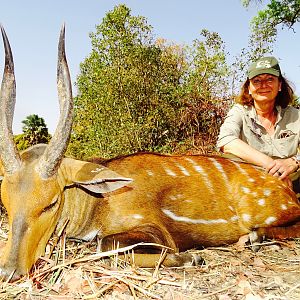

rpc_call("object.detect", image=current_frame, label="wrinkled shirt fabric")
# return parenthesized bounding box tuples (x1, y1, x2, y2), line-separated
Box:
(217, 104, 300, 158)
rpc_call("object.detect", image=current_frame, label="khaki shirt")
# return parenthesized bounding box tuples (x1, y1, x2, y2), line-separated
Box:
(217, 104, 300, 158)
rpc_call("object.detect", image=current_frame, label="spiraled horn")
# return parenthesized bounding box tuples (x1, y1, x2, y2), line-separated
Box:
(0, 25, 22, 174)
(36, 24, 73, 179)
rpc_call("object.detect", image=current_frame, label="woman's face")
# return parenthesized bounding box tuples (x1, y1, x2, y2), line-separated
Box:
(249, 74, 281, 105)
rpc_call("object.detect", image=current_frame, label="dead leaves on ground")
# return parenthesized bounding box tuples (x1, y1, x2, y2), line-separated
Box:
(0, 232, 299, 299)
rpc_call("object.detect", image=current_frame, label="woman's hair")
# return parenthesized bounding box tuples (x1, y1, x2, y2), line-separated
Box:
(235, 76, 295, 108)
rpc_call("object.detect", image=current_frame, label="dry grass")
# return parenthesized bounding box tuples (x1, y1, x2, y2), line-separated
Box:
(0, 213, 299, 299)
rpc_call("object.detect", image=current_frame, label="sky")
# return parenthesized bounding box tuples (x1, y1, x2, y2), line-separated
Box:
(0, 0, 299, 134)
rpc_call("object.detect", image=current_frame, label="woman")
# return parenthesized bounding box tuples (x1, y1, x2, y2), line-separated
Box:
(217, 56, 300, 188)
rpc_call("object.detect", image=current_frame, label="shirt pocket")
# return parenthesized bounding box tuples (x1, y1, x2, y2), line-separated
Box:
(273, 133, 299, 157)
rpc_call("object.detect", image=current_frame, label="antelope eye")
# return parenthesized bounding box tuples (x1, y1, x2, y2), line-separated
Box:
(42, 196, 59, 213)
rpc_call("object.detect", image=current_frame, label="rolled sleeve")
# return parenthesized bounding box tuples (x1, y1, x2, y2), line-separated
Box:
(216, 105, 243, 150)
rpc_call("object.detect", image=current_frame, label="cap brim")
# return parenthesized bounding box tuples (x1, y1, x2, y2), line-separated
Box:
(248, 69, 280, 79)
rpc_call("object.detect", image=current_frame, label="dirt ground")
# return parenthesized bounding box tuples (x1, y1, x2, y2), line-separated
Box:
(0, 222, 299, 300)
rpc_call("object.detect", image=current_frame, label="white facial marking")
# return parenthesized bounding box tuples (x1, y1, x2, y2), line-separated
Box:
(91, 167, 105, 173)
(81, 230, 99, 241)
(258, 198, 265, 206)
(242, 214, 251, 222)
(265, 216, 277, 225)
(184, 158, 213, 190)
(162, 209, 228, 224)
(281, 204, 287, 210)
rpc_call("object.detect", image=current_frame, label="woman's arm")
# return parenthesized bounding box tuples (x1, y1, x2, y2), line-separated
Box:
(223, 139, 298, 180)
(222, 139, 273, 168)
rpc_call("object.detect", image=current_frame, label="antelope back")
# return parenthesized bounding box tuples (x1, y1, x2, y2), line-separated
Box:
(98, 153, 300, 248)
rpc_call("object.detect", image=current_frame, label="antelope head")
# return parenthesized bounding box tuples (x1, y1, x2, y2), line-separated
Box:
(0, 26, 130, 280)
(0, 24, 74, 279)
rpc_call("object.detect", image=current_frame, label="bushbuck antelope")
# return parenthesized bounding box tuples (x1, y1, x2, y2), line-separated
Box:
(0, 26, 300, 281)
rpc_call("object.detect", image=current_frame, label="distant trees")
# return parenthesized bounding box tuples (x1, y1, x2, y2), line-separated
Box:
(68, 4, 231, 159)
(69, 4, 184, 158)
(242, 0, 300, 42)
(14, 114, 51, 150)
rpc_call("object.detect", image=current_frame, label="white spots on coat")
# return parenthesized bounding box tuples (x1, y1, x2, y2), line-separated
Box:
(132, 214, 144, 220)
(281, 204, 287, 210)
(248, 178, 255, 183)
(263, 189, 271, 196)
(242, 214, 251, 222)
(231, 161, 248, 176)
(265, 216, 277, 225)
(228, 205, 234, 211)
(230, 215, 239, 222)
(162, 209, 228, 224)
(169, 194, 183, 201)
(241, 186, 251, 194)
(184, 157, 213, 190)
(208, 158, 230, 187)
(258, 198, 265, 206)
(175, 163, 190, 176)
(146, 169, 154, 176)
(185, 199, 193, 203)
(164, 167, 177, 177)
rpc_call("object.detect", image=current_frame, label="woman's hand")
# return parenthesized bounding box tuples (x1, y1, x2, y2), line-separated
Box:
(266, 158, 298, 179)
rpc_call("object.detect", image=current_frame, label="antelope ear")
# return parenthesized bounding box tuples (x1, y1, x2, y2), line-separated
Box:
(62, 158, 132, 194)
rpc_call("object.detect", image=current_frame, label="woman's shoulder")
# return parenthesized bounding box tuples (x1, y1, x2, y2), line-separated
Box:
(280, 105, 300, 123)
(227, 103, 252, 116)
(282, 105, 300, 116)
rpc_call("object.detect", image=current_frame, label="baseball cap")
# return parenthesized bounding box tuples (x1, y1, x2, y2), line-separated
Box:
(247, 56, 281, 79)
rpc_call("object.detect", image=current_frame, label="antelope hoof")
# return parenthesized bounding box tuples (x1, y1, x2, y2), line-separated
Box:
(169, 252, 205, 267)
(248, 231, 263, 252)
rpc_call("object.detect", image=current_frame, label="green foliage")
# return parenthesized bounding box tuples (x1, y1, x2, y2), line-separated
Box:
(69, 5, 186, 159)
(186, 30, 230, 100)
(14, 134, 30, 151)
(68, 5, 247, 159)
(15, 114, 51, 151)
(242, 0, 300, 40)
(242, 0, 263, 8)
(176, 30, 231, 153)
(264, 0, 300, 28)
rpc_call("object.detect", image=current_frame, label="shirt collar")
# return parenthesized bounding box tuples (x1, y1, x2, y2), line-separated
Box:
(247, 105, 283, 123)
